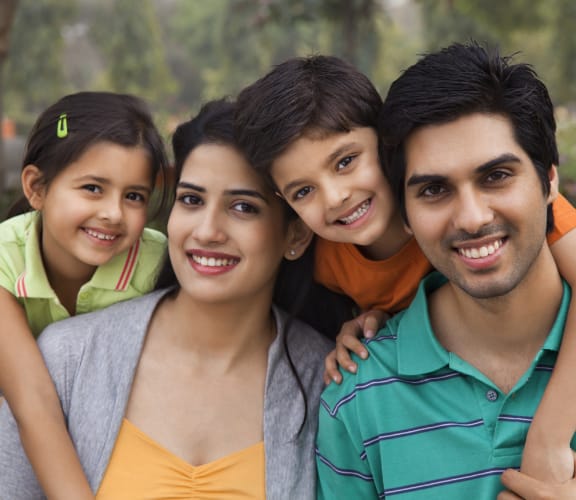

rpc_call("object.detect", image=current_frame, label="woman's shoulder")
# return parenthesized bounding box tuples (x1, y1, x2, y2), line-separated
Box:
(273, 306, 334, 362)
(38, 290, 169, 352)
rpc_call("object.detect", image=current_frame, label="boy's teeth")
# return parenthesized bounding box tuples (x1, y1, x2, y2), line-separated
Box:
(458, 239, 502, 259)
(86, 229, 116, 240)
(193, 255, 238, 267)
(339, 200, 370, 225)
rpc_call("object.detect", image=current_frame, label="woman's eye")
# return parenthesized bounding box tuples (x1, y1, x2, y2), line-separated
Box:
(294, 186, 313, 200)
(232, 201, 259, 214)
(336, 155, 354, 171)
(177, 194, 201, 206)
(82, 184, 102, 193)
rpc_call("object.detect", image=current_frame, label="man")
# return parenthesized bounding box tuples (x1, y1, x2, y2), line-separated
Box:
(316, 42, 576, 499)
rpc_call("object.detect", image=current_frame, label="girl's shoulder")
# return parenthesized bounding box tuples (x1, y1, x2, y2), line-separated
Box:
(0, 211, 38, 244)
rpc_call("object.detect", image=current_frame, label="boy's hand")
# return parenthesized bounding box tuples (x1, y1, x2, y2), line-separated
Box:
(498, 456, 576, 500)
(521, 426, 574, 483)
(323, 309, 389, 385)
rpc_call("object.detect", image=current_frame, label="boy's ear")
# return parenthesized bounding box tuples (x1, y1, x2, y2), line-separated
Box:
(21, 165, 46, 210)
(284, 218, 314, 260)
(547, 165, 559, 204)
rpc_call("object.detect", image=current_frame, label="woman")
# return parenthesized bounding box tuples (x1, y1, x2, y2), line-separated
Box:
(0, 100, 333, 499)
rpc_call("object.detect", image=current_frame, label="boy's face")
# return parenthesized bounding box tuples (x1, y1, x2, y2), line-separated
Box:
(403, 113, 557, 299)
(271, 127, 403, 255)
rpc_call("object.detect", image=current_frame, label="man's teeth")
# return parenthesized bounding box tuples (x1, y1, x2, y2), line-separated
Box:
(458, 240, 502, 259)
(85, 229, 116, 241)
(339, 200, 370, 225)
(193, 255, 238, 267)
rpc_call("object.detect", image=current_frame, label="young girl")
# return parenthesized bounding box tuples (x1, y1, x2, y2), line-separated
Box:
(0, 99, 333, 499)
(235, 54, 576, 484)
(0, 91, 170, 499)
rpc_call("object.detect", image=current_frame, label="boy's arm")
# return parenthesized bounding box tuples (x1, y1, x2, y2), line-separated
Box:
(522, 227, 576, 482)
(0, 287, 94, 499)
(316, 396, 380, 499)
(323, 309, 389, 385)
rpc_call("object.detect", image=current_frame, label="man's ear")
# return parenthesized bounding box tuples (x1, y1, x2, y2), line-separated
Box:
(284, 218, 314, 260)
(21, 165, 46, 210)
(547, 165, 559, 204)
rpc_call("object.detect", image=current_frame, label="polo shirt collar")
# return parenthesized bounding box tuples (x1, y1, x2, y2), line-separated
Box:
(17, 213, 142, 297)
(397, 272, 449, 376)
(396, 272, 570, 377)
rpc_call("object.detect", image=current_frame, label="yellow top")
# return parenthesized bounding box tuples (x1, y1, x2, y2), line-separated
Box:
(97, 419, 266, 500)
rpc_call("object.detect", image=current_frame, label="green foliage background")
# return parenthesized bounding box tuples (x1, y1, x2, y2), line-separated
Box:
(3, 0, 576, 211)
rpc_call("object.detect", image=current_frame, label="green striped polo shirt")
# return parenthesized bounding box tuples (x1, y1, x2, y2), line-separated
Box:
(0, 211, 167, 337)
(316, 272, 571, 499)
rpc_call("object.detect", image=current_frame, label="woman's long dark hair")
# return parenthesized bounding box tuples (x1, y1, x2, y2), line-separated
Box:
(156, 99, 354, 436)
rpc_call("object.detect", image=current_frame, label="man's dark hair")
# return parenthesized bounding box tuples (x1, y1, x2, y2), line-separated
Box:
(235, 55, 382, 184)
(380, 41, 558, 229)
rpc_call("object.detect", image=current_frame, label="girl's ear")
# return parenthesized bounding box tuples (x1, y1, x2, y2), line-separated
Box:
(284, 218, 314, 260)
(21, 165, 45, 210)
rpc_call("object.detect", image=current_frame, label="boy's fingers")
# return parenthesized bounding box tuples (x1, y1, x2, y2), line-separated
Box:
(324, 350, 342, 385)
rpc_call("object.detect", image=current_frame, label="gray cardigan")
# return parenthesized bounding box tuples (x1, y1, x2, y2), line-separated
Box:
(0, 290, 333, 499)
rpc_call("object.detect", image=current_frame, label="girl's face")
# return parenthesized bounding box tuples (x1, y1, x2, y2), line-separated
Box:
(25, 141, 152, 280)
(167, 143, 304, 306)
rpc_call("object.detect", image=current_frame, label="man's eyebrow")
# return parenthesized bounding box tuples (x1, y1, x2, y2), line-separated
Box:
(406, 153, 522, 187)
(176, 182, 268, 202)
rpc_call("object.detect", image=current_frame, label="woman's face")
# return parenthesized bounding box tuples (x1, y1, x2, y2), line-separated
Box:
(167, 143, 299, 305)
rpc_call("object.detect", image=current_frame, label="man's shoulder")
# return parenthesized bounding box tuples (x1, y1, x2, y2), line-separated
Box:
(321, 324, 401, 410)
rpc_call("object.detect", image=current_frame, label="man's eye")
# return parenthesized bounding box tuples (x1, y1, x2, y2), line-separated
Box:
(486, 170, 510, 183)
(420, 184, 446, 197)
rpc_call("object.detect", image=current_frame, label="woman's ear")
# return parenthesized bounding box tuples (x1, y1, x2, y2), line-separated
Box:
(284, 218, 314, 260)
(21, 165, 45, 210)
(547, 165, 559, 204)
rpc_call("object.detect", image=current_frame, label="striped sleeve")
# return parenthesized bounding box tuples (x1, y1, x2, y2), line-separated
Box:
(316, 398, 380, 499)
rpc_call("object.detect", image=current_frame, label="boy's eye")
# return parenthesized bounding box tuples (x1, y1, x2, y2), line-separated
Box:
(336, 155, 354, 171)
(83, 184, 102, 193)
(232, 201, 259, 214)
(293, 186, 314, 200)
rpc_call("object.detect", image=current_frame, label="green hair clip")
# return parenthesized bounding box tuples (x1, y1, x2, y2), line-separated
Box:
(57, 113, 68, 139)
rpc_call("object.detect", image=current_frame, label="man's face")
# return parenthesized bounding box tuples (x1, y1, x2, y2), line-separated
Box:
(403, 113, 558, 299)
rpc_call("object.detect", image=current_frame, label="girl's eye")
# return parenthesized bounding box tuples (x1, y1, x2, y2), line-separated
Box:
(83, 184, 102, 193)
(293, 186, 313, 201)
(232, 201, 259, 214)
(177, 193, 202, 206)
(336, 155, 354, 171)
(126, 192, 146, 203)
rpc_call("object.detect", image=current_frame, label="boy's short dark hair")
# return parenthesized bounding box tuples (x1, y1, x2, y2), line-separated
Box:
(235, 55, 382, 183)
(380, 41, 558, 228)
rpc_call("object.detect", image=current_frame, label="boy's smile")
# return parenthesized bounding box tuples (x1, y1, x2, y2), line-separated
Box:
(271, 127, 407, 259)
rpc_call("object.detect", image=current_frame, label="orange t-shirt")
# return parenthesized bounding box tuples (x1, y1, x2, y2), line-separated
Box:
(97, 419, 265, 499)
(315, 194, 576, 313)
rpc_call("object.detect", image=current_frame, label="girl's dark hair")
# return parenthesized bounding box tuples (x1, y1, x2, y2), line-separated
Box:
(156, 99, 353, 435)
(8, 91, 170, 220)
